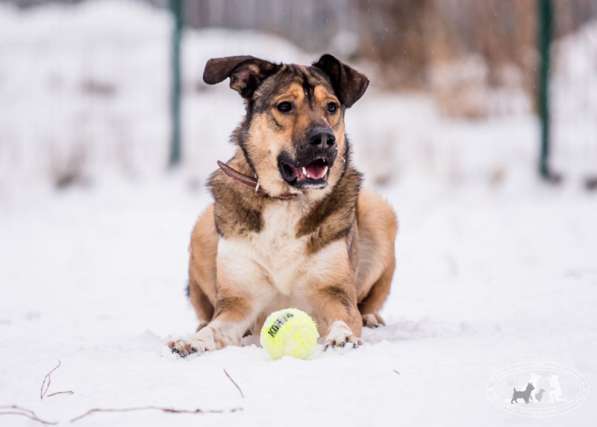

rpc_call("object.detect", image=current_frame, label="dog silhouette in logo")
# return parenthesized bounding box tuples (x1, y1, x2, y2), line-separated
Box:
(511, 383, 535, 404)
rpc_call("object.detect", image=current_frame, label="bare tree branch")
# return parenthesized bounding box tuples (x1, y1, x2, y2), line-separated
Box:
(0, 405, 57, 425)
(69, 405, 243, 423)
(223, 369, 245, 398)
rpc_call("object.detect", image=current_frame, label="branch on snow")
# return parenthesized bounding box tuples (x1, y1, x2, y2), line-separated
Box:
(69, 405, 243, 423)
(0, 405, 58, 425)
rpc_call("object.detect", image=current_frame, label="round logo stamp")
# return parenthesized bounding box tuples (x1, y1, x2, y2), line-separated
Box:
(486, 361, 589, 418)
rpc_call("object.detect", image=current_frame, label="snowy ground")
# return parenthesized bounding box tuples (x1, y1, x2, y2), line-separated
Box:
(1, 173, 597, 426)
(1, 1, 597, 426)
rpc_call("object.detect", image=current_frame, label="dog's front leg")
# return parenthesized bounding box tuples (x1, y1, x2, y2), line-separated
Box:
(304, 241, 363, 349)
(170, 239, 274, 357)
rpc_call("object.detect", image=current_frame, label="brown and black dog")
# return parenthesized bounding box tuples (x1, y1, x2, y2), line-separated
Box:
(169, 54, 397, 356)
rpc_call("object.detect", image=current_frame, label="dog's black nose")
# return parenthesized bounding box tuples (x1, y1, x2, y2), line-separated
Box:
(308, 127, 335, 147)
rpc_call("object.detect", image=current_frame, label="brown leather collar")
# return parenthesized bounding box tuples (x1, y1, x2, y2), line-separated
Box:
(217, 161, 298, 201)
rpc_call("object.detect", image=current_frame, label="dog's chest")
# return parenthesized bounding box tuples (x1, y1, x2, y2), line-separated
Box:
(249, 203, 309, 294)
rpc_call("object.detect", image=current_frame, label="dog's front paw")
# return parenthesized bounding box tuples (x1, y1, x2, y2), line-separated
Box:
(168, 327, 217, 357)
(362, 313, 386, 328)
(168, 339, 197, 357)
(323, 320, 362, 350)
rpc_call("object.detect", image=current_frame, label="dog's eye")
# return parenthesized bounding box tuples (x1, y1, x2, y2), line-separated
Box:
(276, 102, 293, 113)
(326, 102, 338, 114)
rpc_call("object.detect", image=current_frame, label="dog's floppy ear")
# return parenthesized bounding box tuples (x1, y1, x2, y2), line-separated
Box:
(203, 56, 280, 99)
(312, 54, 369, 108)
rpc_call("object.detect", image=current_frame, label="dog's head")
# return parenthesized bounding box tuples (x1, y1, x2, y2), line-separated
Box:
(203, 54, 369, 198)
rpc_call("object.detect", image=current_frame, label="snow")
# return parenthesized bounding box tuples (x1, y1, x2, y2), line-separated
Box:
(1, 1, 597, 426)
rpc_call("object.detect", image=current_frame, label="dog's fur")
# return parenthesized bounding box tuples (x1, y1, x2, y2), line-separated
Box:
(169, 54, 397, 356)
(511, 383, 535, 404)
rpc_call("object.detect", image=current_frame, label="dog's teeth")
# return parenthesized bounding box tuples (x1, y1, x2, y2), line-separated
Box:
(302, 167, 308, 177)
(323, 166, 329, 176)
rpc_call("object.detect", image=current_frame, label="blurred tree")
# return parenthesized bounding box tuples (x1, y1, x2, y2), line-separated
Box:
(355, 0, 597, 92)
(357, 0, 441, 88)
(6, 0, 596, 95)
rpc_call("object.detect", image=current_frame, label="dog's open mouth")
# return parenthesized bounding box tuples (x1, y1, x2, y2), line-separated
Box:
(278, 157, 330, 188)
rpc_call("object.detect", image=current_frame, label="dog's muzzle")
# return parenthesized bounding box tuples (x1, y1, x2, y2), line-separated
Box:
(277, 127, 338, 189)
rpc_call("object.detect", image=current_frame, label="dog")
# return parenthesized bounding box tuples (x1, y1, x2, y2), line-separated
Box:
(169, 54, 397, 356)
(511, 383, 535, 404)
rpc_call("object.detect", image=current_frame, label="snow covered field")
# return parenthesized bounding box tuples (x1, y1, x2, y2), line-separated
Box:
(2, 169, 596, 426)
(1, 1, 597, 426)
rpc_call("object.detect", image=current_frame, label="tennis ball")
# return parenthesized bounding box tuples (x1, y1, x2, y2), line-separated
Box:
(260, 308, 319, 360)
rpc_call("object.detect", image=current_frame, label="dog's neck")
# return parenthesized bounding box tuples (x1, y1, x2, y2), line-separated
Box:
(209, 149, 362, 250)
(216, 160, 297, 201)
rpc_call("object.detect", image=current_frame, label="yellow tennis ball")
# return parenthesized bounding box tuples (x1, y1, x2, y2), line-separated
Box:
(260, 308, 319, 360)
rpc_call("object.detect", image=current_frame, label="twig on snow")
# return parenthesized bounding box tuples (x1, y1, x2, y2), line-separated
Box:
(40, 361, 61, 399)
(40, 360, 74, 400)
(69, 405, 243, 423)
(223, 369, 245, 398)
(47, 390, 75, 398)
(0, 405, 58, 425)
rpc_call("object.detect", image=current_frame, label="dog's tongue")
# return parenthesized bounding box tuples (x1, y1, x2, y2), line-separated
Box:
(302, 160, 328, 180)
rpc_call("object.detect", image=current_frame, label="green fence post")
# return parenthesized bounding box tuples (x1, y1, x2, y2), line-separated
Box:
(537, 0, 560, 183)
(169, 0, 183, 168)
